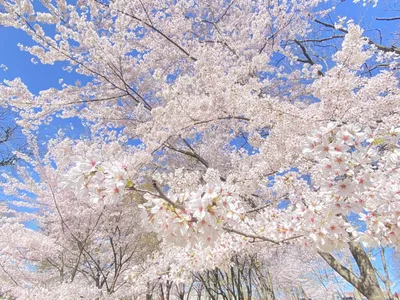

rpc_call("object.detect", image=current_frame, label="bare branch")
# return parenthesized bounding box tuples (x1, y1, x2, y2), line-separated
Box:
(93, 0, 197, 61)
(164, 142, 210, 168)
(315, 19, 400, 56)
(318, 251, 362, 290)
(376, 16, 400, 21)
(222, 226, 302, 245)
(151, 180, 184, 210)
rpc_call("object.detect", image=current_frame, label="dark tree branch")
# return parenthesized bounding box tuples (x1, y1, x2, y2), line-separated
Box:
(93, 0, 197, 61)
(215, 0, 236, 23)
(376, 16, 400, 21)
(164, 142, 209, 168)
(294, 39, 324, 76)
(315, 19, 400, 56)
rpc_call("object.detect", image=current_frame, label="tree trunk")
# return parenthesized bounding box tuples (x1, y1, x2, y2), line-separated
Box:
(354, 287, 363, 300)
(265, 270, 276, 300)
(319, 240, 385, 300)
(380, 248, 394, 299)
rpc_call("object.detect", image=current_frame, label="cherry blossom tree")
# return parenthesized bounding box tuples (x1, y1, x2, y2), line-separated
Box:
(0, 139, 159, 299)
(0, 110, 26, 167)
(0, 0, 399, 299)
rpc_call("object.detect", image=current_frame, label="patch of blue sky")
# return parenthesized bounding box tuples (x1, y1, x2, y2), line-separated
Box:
(229, 133, 255, 153)
(0, 28, 89, 92)
(277, 199, 291, 209)
(8, 202, 39, 214)
(23, 219, 40, 231)
(0, 185, 41, 230)
(1, 25, 149, 156)
(166, 67, 183, 83)
(229, 126, 270, 155)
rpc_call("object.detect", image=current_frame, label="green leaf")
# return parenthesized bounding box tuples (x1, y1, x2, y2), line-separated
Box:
(372, 137, 385, 145)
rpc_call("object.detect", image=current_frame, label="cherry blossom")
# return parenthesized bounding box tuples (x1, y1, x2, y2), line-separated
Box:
(0, 0, 398, 298)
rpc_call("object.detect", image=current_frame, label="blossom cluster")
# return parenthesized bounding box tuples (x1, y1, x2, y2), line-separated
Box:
(63, 153, 132, 204)
(61, 142, 153, 206)
(139, 184, 244, 246)
(62, 150, 245, 247)
(303, 123, 400, 248)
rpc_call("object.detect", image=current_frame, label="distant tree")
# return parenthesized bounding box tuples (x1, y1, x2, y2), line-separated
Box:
(0, 110, 21, 167)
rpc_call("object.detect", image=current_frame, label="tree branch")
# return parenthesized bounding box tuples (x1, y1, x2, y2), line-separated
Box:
(318, 251, 362, 290)
(315, 19, 400, 56)
(376, 16, 400, 21)
(93, 0, 197, 61)
(222, 226, 302, 245)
